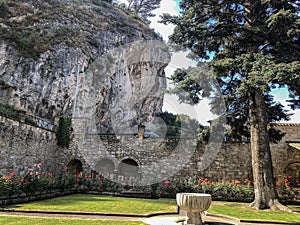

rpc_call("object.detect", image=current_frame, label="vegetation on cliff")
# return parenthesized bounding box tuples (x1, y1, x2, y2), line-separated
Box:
(0, 0, 157, 58)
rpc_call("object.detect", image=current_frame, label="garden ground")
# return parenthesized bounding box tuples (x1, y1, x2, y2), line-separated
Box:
(0, 194, 299, 225)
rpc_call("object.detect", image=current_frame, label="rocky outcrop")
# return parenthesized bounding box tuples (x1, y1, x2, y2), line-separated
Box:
(0, 0, 169, 132)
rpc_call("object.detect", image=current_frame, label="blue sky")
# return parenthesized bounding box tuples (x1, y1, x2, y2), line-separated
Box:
(175, 0, 180, 11)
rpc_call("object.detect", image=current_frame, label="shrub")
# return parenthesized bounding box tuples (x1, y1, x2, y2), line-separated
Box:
(276, 177, 299, 201)
(0, 103, 17, 119)
(159, 177, 255, 201)
(56, 117, 72, 147)
(24, 116, 37, 126)
(0, 0, 9, 19)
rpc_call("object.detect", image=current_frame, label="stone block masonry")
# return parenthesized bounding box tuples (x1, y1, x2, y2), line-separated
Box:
(69, 118, 300, 183)
(1, 115, 300, 184)
(0, 116, 57, 174)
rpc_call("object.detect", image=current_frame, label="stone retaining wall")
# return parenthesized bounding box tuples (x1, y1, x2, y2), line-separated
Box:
(0, 116, 57, 174)
(1, 116, 300, 184)
(0, 190, 76, 206)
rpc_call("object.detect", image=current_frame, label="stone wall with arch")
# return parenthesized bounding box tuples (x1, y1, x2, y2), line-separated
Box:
(0, 115, 300, 184)
(118, 158, 140, 181)
(67, 159, 83, 174)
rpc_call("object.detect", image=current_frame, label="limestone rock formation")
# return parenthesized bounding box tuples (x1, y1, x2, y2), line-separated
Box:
(0, 0, 169, 132)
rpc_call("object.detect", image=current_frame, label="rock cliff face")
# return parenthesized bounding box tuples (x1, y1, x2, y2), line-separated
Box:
(0, 0, 170, 132)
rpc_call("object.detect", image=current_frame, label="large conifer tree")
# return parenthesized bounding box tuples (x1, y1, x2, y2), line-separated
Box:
(162, 0, 300, 210)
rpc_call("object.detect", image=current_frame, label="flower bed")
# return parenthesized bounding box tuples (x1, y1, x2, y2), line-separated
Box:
(158, 177, 299, 203)
(158, 177, 254, 202)
(0, 164, 299, 205)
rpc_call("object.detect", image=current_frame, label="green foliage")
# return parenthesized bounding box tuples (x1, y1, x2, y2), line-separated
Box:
(159, 177, 255, 201)
(0, 103, 17, 119)
(208, 201, 300, 223)
(24, 115, 37, 126)
(0, 0, 9, 18)
(0, 0, 152, 58)
(9, 194, 177, 215)
(159, 111, 181, 137)
(161, 0, 300, 142)
(159, 111, 209, 140)
(123, 0, 161, 23)
(162, 2, 299, 207)
(91, 0, 108, 7)
(55, 26, 76, 37)
(56, 117, 72, 148)
(0, 217, 146, 225)
(2, 30, 44, 59)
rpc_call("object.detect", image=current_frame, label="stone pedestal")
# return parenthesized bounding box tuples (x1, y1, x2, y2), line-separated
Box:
(176, 193, 212, 225)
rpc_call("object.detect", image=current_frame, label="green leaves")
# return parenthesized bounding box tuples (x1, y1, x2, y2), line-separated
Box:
(163, 0, 299, 143)
(56, 117, 72, 148)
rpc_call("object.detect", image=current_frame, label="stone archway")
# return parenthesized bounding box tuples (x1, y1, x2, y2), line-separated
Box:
(118, 158, 139, 179)
(95, 158, 115, 177)
(67, 159, 83, 175)
(285, 162, 300, 181)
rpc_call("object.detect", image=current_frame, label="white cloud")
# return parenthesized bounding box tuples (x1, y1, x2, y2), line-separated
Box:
(149, 0, 178, 41)
(148, 1, 219, 125)
(162, 51, 220, 126)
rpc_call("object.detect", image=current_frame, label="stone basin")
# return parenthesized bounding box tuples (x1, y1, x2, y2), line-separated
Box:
(176, 193, 212, 225)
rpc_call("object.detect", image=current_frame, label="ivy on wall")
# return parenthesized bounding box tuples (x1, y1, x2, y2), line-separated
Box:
(56, 117, 72, 148)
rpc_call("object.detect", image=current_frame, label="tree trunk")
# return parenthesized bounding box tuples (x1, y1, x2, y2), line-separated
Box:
(249, 91, 291, 211)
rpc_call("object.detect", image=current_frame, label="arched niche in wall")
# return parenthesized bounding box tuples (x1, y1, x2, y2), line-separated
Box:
(67, 159, 83, 175)
(118, 158, 139, 179)
(285, 162, 300, 181)
(95, 158, 115, 176)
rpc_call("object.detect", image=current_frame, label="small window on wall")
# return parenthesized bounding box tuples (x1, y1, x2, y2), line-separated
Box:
(67, 159, 83, 175)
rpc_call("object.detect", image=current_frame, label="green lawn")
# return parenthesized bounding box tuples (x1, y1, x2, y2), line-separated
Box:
(6, 194, 177, 215)
(4, 194, 300, 223)
(0, 215, 145, 225)
(289, 205, 300, 211)
(208, 201, 300, 223)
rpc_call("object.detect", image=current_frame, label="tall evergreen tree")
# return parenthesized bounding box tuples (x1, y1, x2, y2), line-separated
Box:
(162, 0, 300, 210)
(126, 0, 161, 23)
